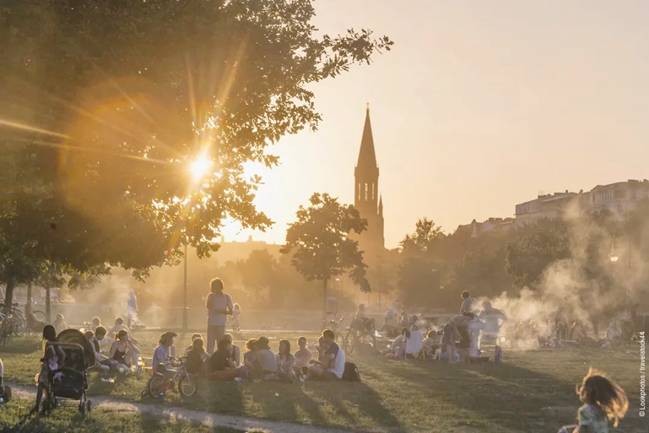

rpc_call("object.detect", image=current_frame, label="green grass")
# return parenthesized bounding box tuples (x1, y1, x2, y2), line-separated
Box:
(1, 331, 645, 432)
(0, 398, 244, 433)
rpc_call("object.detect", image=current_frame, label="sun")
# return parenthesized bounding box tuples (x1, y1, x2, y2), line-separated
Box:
(189, 153, 213, 181)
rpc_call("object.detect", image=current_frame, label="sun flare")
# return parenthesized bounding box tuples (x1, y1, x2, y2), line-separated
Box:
(189, 153, 213, 181)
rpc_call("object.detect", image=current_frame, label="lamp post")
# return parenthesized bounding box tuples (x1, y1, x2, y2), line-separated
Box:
(183, 243, 188, 331)
(183, 151, 213, 332)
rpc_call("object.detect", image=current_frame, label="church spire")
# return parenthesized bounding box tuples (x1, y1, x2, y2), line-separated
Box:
(356, 105, 378, 172)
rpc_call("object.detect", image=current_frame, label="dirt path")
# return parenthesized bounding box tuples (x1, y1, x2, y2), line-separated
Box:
(9, 384, 366, 433)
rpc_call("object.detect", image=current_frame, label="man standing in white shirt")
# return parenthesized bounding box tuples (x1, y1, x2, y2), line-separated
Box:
(205, 278, 233, 354)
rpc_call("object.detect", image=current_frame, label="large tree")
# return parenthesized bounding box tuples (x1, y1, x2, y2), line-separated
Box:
(282, 193, 370, 314)
(0, 1, 391, 305)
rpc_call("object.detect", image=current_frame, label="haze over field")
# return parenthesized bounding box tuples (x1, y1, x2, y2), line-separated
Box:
(228, 0, 649, 247)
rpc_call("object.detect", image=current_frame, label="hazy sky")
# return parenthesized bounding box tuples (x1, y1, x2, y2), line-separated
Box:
(223, 0, 649, 248)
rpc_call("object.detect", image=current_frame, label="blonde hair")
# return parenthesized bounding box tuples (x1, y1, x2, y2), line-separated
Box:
(577, 368, 628, 427)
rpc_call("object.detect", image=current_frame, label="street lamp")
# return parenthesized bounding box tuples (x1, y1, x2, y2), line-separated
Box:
(182, 152, 214, 331)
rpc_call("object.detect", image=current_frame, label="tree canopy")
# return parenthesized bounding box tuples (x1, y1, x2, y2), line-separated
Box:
(282, 193, 370, 303)
(0, 1, 392, 304)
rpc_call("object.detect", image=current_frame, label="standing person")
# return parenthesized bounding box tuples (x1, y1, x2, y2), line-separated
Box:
(557, 369, 628, 433)
(205, 278, 233, 354)
(460, 291, 474, 314)
(34, 325, 63, 413)
(127, 289, 139, 329)
(231, 304, 241, 333)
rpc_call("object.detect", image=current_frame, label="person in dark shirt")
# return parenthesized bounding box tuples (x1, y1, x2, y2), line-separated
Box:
(185, 338, 207, 375)
(207, 337, 239, 380)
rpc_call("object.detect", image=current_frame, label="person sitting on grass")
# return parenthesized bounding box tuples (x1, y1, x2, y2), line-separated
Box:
(276, 339, 296, 382)
(91, 316, 102, 330)
(152, 331, 177, 376)
(558, 369, 628, 433)
(243, 338, 258, 370)
(221, 334, 241, 367)
(53, 313, 69, 334)
(308, 330, 345, 380)
(421, 329, 441, 360)
(185, 337, 208, 375)
(207, 336, 241, 380)
(109, 330, 132, 376)
(293, 336, 312, 372)
(34, 325, 64, 413)
(386, 328, 409, 359)
(94, 325, 111, 355)
(85, 330, 111, 380)
(252, 336, 277, 380)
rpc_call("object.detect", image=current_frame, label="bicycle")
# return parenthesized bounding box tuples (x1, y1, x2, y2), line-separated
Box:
(143, 357, 197, 399)
(342, 317, 377, 355)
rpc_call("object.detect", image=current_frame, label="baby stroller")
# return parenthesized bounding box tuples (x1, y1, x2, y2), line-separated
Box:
(40, 329, 94, 415)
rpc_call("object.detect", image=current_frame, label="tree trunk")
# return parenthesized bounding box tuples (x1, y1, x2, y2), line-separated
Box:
(322, 278, 329, 321)
(3, 278, 15, 314)
(45, 286, 52, 324)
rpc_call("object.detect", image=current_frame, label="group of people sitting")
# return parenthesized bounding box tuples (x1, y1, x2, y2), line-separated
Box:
(384, 292, 507, 363)
(82, 316, 143, 380)
(153, 329, 348, 383)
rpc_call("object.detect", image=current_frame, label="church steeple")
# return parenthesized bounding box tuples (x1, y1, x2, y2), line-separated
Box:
(354, 105, 384, 251)
(356, 106, 378, 177)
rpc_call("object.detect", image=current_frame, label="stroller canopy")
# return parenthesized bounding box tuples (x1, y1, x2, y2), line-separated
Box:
(57, 329, 96, 368)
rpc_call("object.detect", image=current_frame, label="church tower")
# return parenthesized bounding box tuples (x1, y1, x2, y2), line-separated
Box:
(354, 107, 385, 253)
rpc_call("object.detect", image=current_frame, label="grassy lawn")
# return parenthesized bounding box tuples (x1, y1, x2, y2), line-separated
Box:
(0, 397, 245, 433)
(1, 330, 645, 433)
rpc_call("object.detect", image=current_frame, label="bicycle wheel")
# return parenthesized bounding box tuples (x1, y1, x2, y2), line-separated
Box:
(178, 374, 197, 397)
(147, 375, 167, 398)
(32, 310, 47, 323)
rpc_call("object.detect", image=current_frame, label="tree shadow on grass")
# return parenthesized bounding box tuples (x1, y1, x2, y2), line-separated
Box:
(193, 381, 246, 417)
(308, 381, 404, 432)
(246, 381, 328, 426)
(377, 357, 578, 433)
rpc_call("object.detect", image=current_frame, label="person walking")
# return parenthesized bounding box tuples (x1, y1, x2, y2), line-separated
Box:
(205, 278, 233, 354)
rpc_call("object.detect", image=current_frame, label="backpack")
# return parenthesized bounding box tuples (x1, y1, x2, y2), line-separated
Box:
(342, 362, 361, 382)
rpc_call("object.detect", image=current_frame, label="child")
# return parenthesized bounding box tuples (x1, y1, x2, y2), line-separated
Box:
(151, 331, 177, 375)
(221, 334, 241, 367)
(185, 337, 207, 375)
(276, 340, 296, 382)
(558, 369, 628, 433)
(34, 325, 64, 413)
(421, 330, 441, 360)
(231, 304, 241, 333)
(294, 336, 312, 370)
(185, 333, 203, 354)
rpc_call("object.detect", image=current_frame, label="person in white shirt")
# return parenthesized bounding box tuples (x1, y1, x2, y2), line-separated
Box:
(205, 278, 233, 354)
(405, 316, 424, 358)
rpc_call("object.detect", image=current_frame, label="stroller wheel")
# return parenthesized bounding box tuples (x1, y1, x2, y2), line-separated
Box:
(86, 400, 92, 414)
